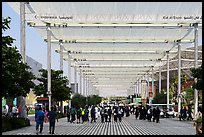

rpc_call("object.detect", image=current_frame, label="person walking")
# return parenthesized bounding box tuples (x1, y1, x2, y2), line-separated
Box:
(187, 106, 193, 121)
(182, 106, 187, 120)
(90, 105, 96, 123)
(104, 107, 108, 122)
(118, 107, 123, 122)
(66, 106, 70, 122)
(85, 106, 89, 122)
(113, 106, 118, 122)
(48, 106, 57, 134)
(81, 107, 86, 124)
(155, 107, 161, 123)
(100, 107, 105, 123)
(35, 107, 45, 135)
(135, 107, 139, 120)
(76, 107, 82, 124)
(70, 107, 76, 123)
(12, 105, 18, 117)
(108, 106, 112, 122)
(179, 107, 184, 121)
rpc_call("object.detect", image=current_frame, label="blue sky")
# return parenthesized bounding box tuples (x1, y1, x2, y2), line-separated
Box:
(2, 2, 62, 72)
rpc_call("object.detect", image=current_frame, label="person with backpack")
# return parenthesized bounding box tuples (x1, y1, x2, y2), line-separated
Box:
(108, 106, 112, 122)
(66, 106, 70, 122)
(70, 107, 76, 123)
(113, 106, 118, 122)
(48, 106, 57, 134)
(90, 105, 96, 123)
(100, 107, 105, 123)
(81, 107, 85, 124)
(76, 107, 82, 124)
(118, 107, 123, 122)
(35, 106, 45, 135)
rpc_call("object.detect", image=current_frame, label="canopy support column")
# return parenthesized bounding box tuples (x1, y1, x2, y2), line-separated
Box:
(47, 23, 52, 111)
(159, 66, 161, 94)
(74, 61, 77, 94)
(80, 69, 82, 95)
(83, 74, 86, 96)
(177, 40, 181, 114)
(67, 55, 71, 108)
(147, 73, 150, 99)
(59, 41, 63, 113)
(194, 23, 198, 117)
(18, 2, 26, 118)
(166, 51, 170, 110)
(150, 66, 154, 105)
(67, 55, 71, 88)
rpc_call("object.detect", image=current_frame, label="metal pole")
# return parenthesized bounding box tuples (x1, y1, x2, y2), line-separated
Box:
(20, 2, 26, 63)
(83, 74, 85, 96)
(194, 23, 198, 117)
(18, 2, 26, 118)
(152, 66, 154, 100)
(166, 51, 170, 110)
(67, 55, 71, 108)
(74, 62, 77, 93)
(159, 66, 161, 94)
(80, 69, 82, 95)
(59, 41, 63, 113)
(177, 41, 181, 114)
(47, 24, 52, 111)
(147, 74, 149, 99)
(68, 55, 71, 88)
(60, 41, 63, 72)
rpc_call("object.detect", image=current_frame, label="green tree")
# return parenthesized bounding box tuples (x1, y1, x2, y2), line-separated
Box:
(33, 69, 72, 109)
(2, 17, 35, 103)
(71, 93, 86, 108)
(152, 89, 167, 104)
(183, 88, 194, 105)
(169, 71, 188, 104)
(191, 66, 202, 90)
(87, 95, 102, 106)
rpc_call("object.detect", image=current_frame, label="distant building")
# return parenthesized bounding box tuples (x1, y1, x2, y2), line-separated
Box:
(25, 56, 42, 107)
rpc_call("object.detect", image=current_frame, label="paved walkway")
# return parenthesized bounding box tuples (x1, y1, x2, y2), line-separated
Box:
(2, 114, 196, 135)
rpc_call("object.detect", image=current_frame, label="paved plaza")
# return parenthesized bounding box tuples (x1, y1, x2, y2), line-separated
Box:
(2, 114, 195, 135)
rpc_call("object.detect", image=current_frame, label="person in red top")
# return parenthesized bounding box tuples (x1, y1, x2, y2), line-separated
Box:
(17, 105, 21, 117)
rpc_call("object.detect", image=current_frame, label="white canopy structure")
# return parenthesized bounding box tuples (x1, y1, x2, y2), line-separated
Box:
(7, 2, 202, 112)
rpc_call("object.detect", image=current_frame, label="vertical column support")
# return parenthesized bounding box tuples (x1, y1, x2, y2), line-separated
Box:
(152, 66, 154, 99)
(83, 74, 86, 96)
(147, 73, 150, 102)
(74, 61, 77, 94)
(177, 40, 181, 114)
(159, 66, 161, 94)
(59, 40, 63, 72)
(47, 23, 52, 111)
(194, 23, 198, 117)
(166, 51, 170, 110)
(19, 2, 26, 118)
(59, 40, 63, 113)
(67, 55, 71, 108)
(67, 55, 71, 88)
(20, 2, 26, 63)
(80, 68, 82, 95)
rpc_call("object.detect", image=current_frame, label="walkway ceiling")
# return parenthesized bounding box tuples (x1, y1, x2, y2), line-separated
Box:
(8, 2, 202, 97)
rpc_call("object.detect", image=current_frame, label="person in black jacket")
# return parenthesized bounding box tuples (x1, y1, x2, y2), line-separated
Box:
(48, 106, 57, 134)
(155, 107, 161, 123)
(90, 105, 96, 123)
(108, 106, 112, 122)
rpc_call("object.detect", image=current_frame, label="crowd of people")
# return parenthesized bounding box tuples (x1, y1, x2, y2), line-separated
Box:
(64, 104, 163, 124)
(2, 103, 202, 135)
(2, 104, 29, 117)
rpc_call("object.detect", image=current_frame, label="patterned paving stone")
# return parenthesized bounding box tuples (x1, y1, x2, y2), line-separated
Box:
(2, 114, 195, 135)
